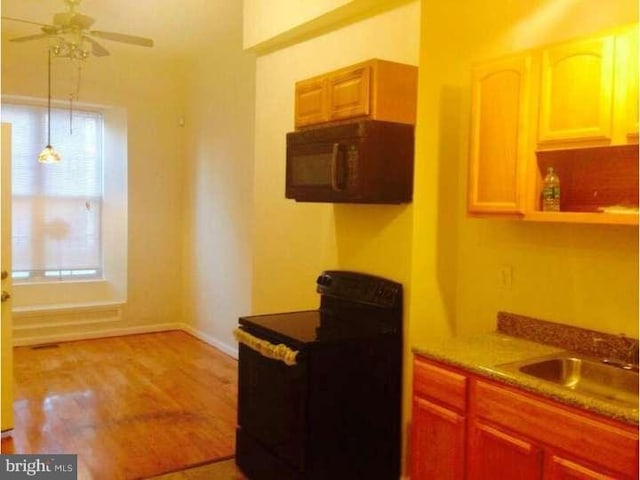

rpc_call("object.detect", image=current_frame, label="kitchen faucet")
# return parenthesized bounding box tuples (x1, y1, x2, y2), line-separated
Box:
(595, 334, 639, 372)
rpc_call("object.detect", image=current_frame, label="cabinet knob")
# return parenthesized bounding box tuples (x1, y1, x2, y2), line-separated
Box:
(1, 270, 7, 280)
(1, 290, 10, 303)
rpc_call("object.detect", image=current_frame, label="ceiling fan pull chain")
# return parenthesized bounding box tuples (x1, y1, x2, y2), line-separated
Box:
(75, 59, 82, 98)
(69, 93, 73, 135)
(68, 60, 83, 135)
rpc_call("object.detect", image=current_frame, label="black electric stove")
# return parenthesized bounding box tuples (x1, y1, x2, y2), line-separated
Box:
(235, 270, 402, 480)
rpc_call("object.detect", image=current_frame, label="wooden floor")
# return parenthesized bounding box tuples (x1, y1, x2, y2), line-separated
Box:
(148, 458, 247, 480)
(0, 331, 239, 480)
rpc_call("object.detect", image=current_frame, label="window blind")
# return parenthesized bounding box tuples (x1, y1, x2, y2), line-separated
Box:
(3, 103, 103, 281)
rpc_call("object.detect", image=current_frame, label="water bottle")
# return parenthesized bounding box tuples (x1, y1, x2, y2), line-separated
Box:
(542, 167, 560, 212)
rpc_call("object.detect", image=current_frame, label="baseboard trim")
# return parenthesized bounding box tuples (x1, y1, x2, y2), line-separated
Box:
(11, 320, 240, 360)
(182, 325, 239, 359)
(12, 323, 184, 347)
(13, 301, 125, 315)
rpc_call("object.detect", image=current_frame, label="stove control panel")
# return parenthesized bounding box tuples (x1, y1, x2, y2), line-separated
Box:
(316, 271, 401, 308)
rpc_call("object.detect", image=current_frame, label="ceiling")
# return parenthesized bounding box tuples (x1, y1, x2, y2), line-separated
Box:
(1, 0, 243, 60)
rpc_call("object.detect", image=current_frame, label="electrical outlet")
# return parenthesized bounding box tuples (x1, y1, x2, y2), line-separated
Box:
(499, 265, 513, 290)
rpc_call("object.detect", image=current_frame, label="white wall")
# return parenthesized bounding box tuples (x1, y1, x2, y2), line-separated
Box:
(181, 10, 256, 356)
(243, 0, 417, 52)
(1, 36, 187, 340)
(2, 2, 256, 350)
(243, 0, 349, 48)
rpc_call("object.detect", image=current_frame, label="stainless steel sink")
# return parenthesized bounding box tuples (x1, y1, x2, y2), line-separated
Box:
(497, 354, 639, 408)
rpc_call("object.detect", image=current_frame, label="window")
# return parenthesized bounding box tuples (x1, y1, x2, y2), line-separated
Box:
(3, 103, 103, 283)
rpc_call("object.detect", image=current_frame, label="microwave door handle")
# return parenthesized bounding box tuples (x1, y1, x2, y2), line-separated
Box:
(330, 143, 346, 192)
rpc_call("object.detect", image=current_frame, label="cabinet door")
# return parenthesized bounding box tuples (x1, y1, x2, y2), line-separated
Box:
(295, 77, 329, 128)
(328, 66, 371, 121)
(538, 35, 615, 146)
(468, 54, 531, 215)
(467, 421, 543, 480)
(545, 454, 619, 480)
(473, 379, 638, 479)
(410, 396, 465, 480)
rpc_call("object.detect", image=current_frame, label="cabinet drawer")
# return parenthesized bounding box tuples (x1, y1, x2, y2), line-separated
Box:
(413, 356, 467, 411)
(473, 380, 638, 478)
(546, 454, 620, 479)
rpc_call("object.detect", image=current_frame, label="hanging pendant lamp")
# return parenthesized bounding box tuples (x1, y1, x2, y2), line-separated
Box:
(38, 48, 61, 164)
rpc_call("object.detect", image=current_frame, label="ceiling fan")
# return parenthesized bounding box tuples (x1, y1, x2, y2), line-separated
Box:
(2, 0, 154, 59)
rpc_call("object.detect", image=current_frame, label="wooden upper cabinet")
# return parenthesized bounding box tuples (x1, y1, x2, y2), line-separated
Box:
(467, 54, 531, 215)
(537, 35, 615, 147)
(467, 24, 639, 225)
(294, 59, 417, 129)
(328, 65, 371, 121)
(295, 77, 330, 127)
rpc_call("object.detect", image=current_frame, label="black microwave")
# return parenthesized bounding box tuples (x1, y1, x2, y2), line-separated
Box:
(285, 119, 414, 204)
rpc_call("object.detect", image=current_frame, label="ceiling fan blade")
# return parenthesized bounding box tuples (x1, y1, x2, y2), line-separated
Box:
(1, 16, 49, 27)
(83, 36, 110, 57)
(89, 30, 154, 47)
(9, 33, 50, 43)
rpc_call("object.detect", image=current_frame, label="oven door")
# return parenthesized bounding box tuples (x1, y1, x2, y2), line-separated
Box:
(237, 340, 308, 472)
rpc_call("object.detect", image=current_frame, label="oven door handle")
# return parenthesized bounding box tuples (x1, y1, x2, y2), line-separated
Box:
(234, 328, 299, 366)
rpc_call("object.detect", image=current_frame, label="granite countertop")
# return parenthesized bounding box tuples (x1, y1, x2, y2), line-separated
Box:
(413, 331, 639, 425)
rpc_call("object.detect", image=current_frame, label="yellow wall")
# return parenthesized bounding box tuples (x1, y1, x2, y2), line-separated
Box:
(405, 2, 638, 474)
(251, 1, 420, 314)
(251, 7, 420, 470)
(411, 0, 640, 356)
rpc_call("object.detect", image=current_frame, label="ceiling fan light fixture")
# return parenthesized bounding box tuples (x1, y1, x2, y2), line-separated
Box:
(5, 0, 154, 57)
(51, 40, 90, 60)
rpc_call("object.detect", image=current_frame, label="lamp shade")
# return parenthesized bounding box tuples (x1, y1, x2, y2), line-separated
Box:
(38, 144, 61, 164)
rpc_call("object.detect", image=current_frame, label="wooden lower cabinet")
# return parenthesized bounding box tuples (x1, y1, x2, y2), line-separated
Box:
(545, 455, 619, 480)
(411, 396, 465, 480)
(411, 355, 638, 480)
(467, 421, 543, 480)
